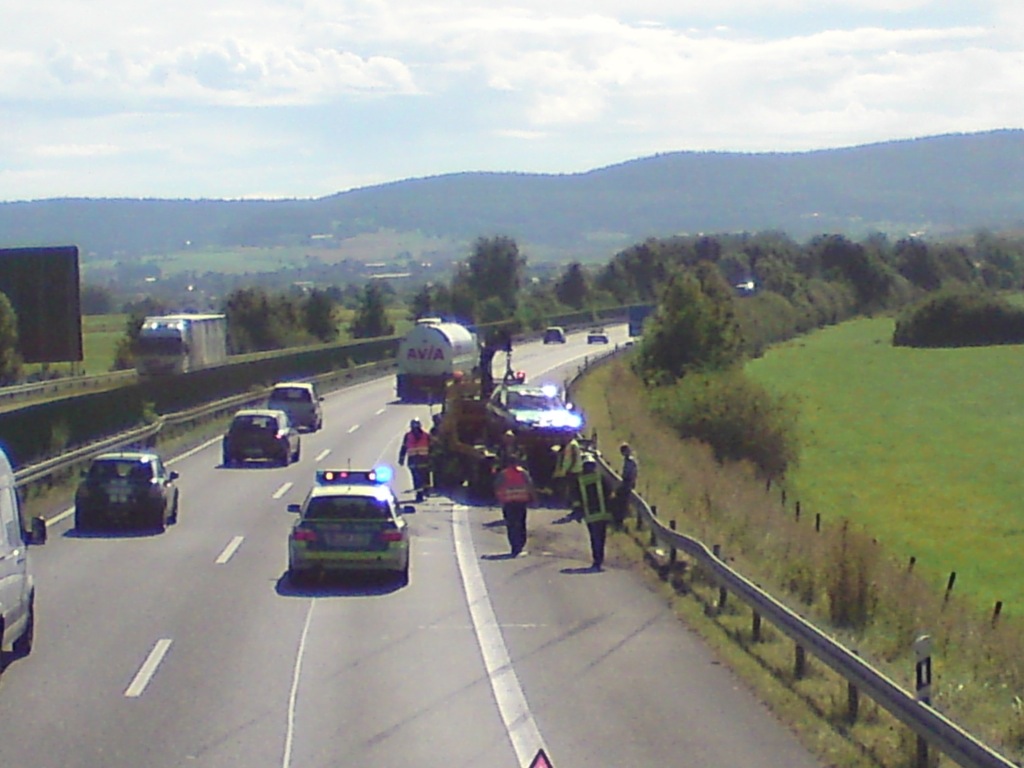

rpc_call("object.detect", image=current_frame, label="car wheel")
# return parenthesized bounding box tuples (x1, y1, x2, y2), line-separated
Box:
(293, 444, 301, 462)
(75, 509, 89, 532)
(12, 594, 34, 657)
(289, 567, 309, 587)
(169, 492, 179, 525)
(223, 453, 234, 467)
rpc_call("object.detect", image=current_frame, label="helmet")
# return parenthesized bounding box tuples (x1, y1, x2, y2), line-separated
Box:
(410, 418, 422, 429)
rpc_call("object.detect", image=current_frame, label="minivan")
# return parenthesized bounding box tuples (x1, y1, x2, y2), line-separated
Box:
(0, 445, 45, 671)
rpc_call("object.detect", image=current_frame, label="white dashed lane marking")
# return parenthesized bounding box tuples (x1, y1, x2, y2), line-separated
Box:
(215, 536, 245, 564)
(125, 639, 173, 698)
(272, 482, 294, 499)
(315, 449, 331, 462)
(347, 424, 360, 433)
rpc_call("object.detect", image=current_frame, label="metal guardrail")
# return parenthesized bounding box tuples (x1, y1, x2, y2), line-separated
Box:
(13, 358, 397, 492)
(565, 350, 1017, 768)
(0, 370, 137, 407)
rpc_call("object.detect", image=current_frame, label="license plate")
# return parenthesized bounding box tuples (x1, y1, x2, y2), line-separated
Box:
(108, 480, 130, 504)
(325, 532, 370, 548)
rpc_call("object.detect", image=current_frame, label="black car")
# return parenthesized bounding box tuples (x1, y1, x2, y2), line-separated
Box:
(75, 452, 180, 532)
(223, 408, 301, 467)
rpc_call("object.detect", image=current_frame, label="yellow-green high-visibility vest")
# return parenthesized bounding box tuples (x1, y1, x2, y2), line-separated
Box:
(577, 471, 610, 523)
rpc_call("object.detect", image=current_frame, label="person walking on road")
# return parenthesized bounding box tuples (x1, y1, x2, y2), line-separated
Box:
(576, 455, 613, 569)
(398, 418, 431, 502)
(613, 442, 638, 529)
(494, 455, 536, 557)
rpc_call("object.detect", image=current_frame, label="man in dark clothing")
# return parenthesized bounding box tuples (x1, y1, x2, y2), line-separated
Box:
(576, 456, 612, 569)
(613, 442, 638, 528)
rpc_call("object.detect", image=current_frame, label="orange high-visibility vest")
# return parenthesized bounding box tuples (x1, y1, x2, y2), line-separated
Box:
(404, 430, 430, 457)
(495, 466, 532, 504)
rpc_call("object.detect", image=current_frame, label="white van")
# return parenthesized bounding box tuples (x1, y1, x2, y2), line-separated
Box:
(0, 446, 46, 671)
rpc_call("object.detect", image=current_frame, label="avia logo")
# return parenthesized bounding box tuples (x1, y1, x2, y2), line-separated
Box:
(407, 346, 446, 360)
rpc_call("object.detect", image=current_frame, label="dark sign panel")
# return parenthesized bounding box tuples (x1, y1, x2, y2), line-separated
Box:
(0, 246, 83, 363)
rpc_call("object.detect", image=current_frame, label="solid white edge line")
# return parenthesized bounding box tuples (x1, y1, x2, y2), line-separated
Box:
(314, 448, 331, 463)
(272, 482, 294, 500)
(453, 504, 547, 764)
(282, 600, 316, 768)
(125, 638, 173, 698)
(215, 535, 245, 564)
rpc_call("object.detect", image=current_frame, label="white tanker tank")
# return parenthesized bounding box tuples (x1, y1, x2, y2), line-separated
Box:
(396, 318, 479, 402)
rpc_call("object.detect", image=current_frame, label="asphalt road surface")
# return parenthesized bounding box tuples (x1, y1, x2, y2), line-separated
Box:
(0, 327, 824, 768)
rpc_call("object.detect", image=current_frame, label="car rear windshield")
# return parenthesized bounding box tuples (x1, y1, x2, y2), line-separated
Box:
(304, 496, 391, 520)
(89, 460, 153, 482)
(270, 387, 312, 403)
(231, 415, 279, 432)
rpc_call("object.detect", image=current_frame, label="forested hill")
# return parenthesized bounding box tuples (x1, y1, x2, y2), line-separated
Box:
(2, 130, 1023, 264)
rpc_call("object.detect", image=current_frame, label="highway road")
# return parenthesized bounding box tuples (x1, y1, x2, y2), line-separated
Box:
(0, 327, 824, 768)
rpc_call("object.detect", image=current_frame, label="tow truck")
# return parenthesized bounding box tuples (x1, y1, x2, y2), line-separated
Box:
(430, 337, 582, 501)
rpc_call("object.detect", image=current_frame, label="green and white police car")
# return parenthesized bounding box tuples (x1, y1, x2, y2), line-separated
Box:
(287, 468, 412, 584)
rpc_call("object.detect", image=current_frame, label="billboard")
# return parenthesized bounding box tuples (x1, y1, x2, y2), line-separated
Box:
(0, 246, 83, 363)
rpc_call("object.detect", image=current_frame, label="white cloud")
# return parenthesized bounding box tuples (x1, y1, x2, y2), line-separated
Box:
(0, 1, 1019, 200)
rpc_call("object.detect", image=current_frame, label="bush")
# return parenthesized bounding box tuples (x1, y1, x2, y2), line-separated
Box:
(893, 288, 1024, 347)
(647, 368, 800, 478)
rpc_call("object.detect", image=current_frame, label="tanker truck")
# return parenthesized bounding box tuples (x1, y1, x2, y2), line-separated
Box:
(396, 318, 479, 402)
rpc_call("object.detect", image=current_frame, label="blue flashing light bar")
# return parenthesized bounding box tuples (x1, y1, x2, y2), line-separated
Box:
(316, 466, 393, 485)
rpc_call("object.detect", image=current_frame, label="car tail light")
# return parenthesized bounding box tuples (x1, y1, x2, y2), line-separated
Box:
(379, 530, 403, 543)
(293, 528, 317, 542)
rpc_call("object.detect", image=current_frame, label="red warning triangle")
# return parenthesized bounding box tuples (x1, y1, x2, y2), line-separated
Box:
(527, 748, 553, 768)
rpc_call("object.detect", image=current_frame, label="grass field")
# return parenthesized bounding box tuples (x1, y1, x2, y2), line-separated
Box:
(746, 316, 1024, 611)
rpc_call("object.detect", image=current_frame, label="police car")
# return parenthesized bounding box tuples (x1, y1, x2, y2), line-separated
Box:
(287, 468, 412, 584)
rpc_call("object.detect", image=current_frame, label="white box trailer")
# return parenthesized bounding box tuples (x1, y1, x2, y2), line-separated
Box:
(135, 314, 229, 377)
(396, 318, 479, 402)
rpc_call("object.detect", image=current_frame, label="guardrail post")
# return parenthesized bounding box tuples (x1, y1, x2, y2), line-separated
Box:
(752, 611, 762, 642)
(847, 651, 860, 723)
(794, 644, 806, 679)
(712, 544, 727, 612)
(668, 521, 677, 567)
(914, 635, 932, 768)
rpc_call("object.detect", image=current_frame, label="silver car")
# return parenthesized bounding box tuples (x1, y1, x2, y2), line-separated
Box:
(268, 381, 323, 432)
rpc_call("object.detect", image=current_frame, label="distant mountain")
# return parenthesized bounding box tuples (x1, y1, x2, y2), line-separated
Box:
(2, 130, 1023, 266)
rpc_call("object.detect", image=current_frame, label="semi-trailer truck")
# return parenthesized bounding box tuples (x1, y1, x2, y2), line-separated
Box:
(134, 314, 229, 377)
(396, 318, 479, 402)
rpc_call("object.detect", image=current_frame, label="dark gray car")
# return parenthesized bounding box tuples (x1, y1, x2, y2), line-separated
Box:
(223, 408, 301, 467)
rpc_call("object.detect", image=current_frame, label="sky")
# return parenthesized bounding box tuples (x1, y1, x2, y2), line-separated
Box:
(2, 1, 1022, 202)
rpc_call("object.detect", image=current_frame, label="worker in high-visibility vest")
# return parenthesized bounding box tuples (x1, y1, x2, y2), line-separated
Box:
(575, 455, 612, 570)
(398, 418, 431, 502)
(552, 435, 583, 509)
(493, 456, 537, 557)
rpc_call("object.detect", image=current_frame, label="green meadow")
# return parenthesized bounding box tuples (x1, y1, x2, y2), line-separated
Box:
(746, 317, 1024, 611)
